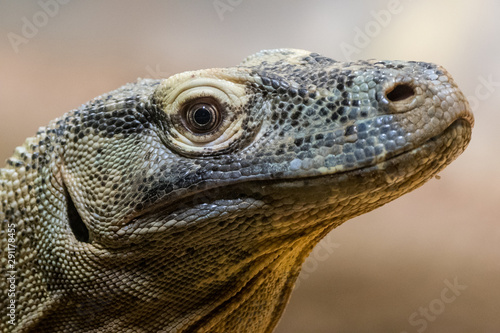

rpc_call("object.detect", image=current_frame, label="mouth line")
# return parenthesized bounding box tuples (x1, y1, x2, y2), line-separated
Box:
(368, 117, 469, 167)
(126, 115, 472, 227)
(386, 116, 472, 162)
(281, 116, 472, 184)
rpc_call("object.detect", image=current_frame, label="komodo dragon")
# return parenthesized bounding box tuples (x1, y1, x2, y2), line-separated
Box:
(1, 49, 473, 332)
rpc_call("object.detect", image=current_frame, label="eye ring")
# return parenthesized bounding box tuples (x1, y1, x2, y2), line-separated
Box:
(182, 98, 222, 134)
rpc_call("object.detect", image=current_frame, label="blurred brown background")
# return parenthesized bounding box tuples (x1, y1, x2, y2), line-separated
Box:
(0, 1, 498, 332)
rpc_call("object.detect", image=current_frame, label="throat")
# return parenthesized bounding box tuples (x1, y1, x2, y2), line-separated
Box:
(187, 230, 325, 333)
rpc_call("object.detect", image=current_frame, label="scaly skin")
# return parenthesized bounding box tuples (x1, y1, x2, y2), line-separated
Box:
(0, 49, 473, 332)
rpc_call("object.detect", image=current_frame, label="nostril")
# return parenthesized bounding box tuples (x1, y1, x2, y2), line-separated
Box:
(386, 84, 415, 102)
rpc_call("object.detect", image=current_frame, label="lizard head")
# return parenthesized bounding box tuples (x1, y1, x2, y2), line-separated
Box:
(76, 49, 473, 241)
(41, 49, 472, 331)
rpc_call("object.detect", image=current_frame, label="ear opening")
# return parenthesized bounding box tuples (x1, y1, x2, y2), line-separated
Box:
(63, 183, 91, 243)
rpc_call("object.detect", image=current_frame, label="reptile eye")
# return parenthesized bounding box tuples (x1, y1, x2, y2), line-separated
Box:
(184, 101, 221, 133)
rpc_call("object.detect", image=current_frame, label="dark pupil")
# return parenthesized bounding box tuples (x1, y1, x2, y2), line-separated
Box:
(193, 107, 212, 126)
